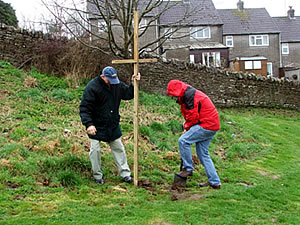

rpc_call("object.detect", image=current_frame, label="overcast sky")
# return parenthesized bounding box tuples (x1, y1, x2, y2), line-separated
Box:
(3, 0, 300, 27)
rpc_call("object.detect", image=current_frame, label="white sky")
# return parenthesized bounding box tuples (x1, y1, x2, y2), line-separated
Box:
(3, 0, 300, 27)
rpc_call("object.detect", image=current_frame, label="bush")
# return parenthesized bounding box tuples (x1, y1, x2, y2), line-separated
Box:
(32, 39, 113, 86)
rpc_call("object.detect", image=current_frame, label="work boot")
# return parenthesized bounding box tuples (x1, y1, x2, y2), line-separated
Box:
(199, 182, 221, 189)
(95, 178, 104, 185)
(123, 176, 132, 183)
(177, 168, 193, 178)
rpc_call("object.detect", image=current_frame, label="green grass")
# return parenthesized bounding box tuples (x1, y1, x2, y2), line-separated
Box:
(1, 61, 300, 224)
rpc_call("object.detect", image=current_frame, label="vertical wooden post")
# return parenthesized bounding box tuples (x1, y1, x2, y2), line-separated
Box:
(133, 10, 139, 187)
(112, 11, 157, 187)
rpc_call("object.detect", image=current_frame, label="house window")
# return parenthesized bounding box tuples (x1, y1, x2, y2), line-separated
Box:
(98, 21, 107, 33)
(164, 28, 175, 39)
(245, 61, 253, 69)
(226, 36, 233, 47)
(244, 61, 262, 70)
(249, 35, 269, 46)
(267, 62, 273, 76)
(282, 43, 289, 54)
(190, 55, 195, 63)
(139, 18, 148, 32)
(190, 27, 210, 39)
(202, 52, 220, 67)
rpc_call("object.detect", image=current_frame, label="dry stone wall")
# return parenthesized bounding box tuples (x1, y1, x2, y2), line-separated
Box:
(134, 58, 300, 111)
(1, 24, 300, 111)
(0, 24, 48, 66)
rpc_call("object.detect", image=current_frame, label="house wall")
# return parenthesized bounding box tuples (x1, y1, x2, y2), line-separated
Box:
(90, 18, 157, 50)
(224, 33, 280, 77)
(163, 25, 224, 61)
(285, 69, 300, 81)
(163, 25, 223, 45)
(282, 42, 300, 68)
(190, 48, 229, 67)
(233, 60, 268, 76)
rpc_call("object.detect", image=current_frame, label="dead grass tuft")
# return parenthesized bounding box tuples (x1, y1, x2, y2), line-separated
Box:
(24, 76, 37, 88)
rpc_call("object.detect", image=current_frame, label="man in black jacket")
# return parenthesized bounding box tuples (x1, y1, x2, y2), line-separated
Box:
(79, 66, 140, 184)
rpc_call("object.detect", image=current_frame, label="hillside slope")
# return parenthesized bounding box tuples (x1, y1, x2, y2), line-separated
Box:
(1, 61, 300, 224)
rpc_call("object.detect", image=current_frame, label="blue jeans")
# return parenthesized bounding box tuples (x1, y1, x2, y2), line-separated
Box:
(178, 125, 221, 186)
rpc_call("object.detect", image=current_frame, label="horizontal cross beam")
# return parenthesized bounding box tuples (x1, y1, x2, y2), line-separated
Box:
(112, 58, 157, 64)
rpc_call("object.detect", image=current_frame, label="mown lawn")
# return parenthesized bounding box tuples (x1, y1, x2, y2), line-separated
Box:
(1, 61, 300, 225)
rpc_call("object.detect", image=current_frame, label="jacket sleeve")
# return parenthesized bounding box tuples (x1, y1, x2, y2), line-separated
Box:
(120, 82, 134, 100)
(79, 85, 96, 129)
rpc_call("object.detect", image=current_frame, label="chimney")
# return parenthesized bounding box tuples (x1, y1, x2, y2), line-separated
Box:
(287, 6, 295, 19)
(237, 0, 244, 11)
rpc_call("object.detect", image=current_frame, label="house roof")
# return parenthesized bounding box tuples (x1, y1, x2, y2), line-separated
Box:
(159, 0, 223, 26)
(272, 17, 300, 42)
(237, 56, 267, 61)
(87, 0, 223, 26)
(218, 8, 280, 35)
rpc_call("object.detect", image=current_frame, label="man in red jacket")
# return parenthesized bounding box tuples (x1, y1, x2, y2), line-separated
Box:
(167, 80, 221, 189)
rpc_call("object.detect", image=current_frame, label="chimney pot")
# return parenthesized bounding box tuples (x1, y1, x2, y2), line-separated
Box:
(237, 0, 244, 11)
(287, 6, 295, 19)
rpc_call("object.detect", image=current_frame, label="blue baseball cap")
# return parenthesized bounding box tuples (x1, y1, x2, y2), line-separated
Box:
(102, 66, 120, 84)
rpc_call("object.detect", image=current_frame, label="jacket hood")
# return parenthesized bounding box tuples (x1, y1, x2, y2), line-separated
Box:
(167, 80, 189, 97)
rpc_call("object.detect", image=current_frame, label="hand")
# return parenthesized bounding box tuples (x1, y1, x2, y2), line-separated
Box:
(183, 129, 187, 134)
(87, 125, 97, 135)
(132, 73, 141, 81)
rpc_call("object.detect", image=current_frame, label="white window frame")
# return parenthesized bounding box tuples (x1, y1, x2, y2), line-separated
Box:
(245, 61, 253, 69)
(282, 43, 289, 54)
(226, 36, 233, 47)
(202, 52, 220, 67)
(164, 27, 175, 40)
(190, 27, 211, 39)
(253, 61, 262, 69)
(267, 62, 273, 76)
(190, 55, 195, 63)
(244, 61, 262, 70)
(249, 35, 269, 46)
(139, 18, 148, 32)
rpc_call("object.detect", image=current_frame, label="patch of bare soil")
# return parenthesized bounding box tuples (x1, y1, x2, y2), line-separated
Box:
(257, 170, 281, 179)
(138, 179, 156, 192)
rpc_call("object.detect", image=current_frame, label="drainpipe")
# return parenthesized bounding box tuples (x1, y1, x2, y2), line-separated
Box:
(279, 32, 282, 70)
(156, 7, 160, 56)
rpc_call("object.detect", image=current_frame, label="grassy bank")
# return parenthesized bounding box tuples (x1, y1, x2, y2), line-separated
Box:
(1, 61, 300, 224)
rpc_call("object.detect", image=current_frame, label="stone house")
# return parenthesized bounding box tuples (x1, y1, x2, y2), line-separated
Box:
(217, 0, 281, 77)
(273, 7, 300, 81)
(86, 0, 229, 68)
(158, 0, 228, 68)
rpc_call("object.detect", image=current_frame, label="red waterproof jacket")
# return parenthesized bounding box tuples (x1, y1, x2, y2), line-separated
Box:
(167, 80, 220, 131)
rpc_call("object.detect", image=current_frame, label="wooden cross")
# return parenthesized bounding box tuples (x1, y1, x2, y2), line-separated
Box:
(112, 10, 157, 187)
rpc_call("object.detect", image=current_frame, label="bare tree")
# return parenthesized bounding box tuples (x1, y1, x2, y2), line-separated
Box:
(42, 0, 203, 59)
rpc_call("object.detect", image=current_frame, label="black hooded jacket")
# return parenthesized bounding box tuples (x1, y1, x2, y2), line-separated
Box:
(79, 76, 134, 142)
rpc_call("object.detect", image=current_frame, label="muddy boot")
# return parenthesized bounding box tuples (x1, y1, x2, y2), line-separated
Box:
(173, 173, 187, 187)
(177, 168, 193, 178)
